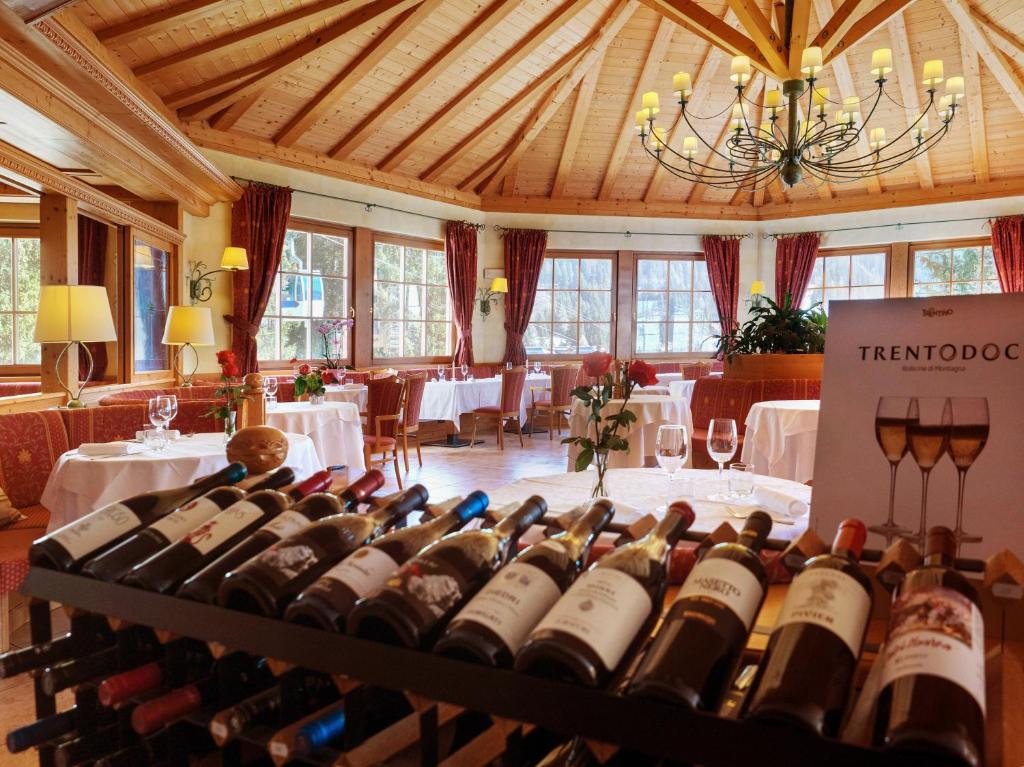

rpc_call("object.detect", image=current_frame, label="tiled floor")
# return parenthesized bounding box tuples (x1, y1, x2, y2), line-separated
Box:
(0, 434, 570, 765)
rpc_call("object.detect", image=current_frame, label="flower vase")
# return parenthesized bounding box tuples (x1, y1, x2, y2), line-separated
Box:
(309, 393, 325, 405)
(223, 411, 237, 443)
(591, 451, 609, 498)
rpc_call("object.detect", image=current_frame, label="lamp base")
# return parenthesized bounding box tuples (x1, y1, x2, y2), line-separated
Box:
(64, 398, 86, 409)
(179, 380, 194, 388)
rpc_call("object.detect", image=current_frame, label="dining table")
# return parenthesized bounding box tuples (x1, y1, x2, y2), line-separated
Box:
(323, 383, 368, 411)
(741, 400, 821, 484)
(265, 400, 366, 473)
(566, 395, 693, 471)
(420, 373, 552, 425)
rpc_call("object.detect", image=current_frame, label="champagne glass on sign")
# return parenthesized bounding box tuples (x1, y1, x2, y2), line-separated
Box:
(460, 363, 469, 381)
(869, 397, 913, 544)
(947, 397, 989, 554)
(707, 418, 738, 481)
(655, 425, 689, 483)
(904, 398, 952, 547)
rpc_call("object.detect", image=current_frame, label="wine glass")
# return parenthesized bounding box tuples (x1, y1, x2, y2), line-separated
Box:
(707, 418, 738, 481)
(460, 363, 468, 381)
(165, 395, 178, 434)
(869, 397, 913, 544)
(904, 397, 952, 547)
(147, 396, 172, 450)
(947, 397, 988, 553)
(533, 360, 542, 375)
(506, 361, 512, 371)
(655, 425, 689, 483)
(265, 376, 278, 411)
(436, 364, 445, 381)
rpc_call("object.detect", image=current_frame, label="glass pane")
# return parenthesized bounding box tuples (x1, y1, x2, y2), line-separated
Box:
(405, 285, 424, 321)
(802, 288, 823, 310)
(537, 259, 553, 289)
(669, 291, 691, 321)
(693, 291, 718, 322)
(15, 238, 40, 313)
(635, 322, 665, 354)
(637, 291, 666, 321)
(952, 282, 981, 296)
(373, 282, 401, 320)
(808, 258, 824, 289)
(373, 320, 401, 358)
(693, 261, 711, 291)
(823, 286, 849, 312)
(982, 247, 997, 279)
(824, 256, 848, 288)
(15, 314, 39, 364)
(281, 274, 311, 317)
(579, 291, 610, 321)
(581, 259, 612, 290)
(983, 279, 1001, 294)
(426, 286, 448, 321)
(849, 285, 885, 300)
(668, 323, 691, 353)
(0, 238, 11, 312)
(310, 233, 347, 277)
(669, 260, 692, 290)
(581, 322, 610, 353)
(694, 322, 720, 352)
(914, 249, 951, 283)
(404, 248, 425, 283)
(952, 247, 982, 281)
(636, 260, 666, 290)
(0, 313, 11, 364)
(553, 290, 578, 322)
(850, 253, 885, 286)
(256, 317, 279, 361)
(265, 275, 280, 315)
(552, 322, 577, 354)
(425, 322, 449, 356)
(524, 323, 551, 355)
(133, 241, 169, 372)
(374, 243, 402, 281)
(281, 319, 310, 360)
(282, 231, 308, 271)
(530, 291, 551, 323)
(322, 277, 347, 318)
(403, 322, 423, 356)
(913, 282, 950, 297)
(553, 259, 579, 289)
(426, 250, 447, 285)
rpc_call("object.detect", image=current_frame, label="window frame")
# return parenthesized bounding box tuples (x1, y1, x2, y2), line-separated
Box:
(122, 228, 177, 382)
(631, 252, 720, 358)
(370, 233, 453, 365)
(800, 245, 893, 312)
(0, 225, 42, 375)
(907, 237, 1000, 298)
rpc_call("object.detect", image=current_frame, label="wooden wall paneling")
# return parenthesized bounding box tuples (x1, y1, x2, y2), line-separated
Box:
(968, 5, 1024, 67)
(887, 13, 934, 189)
(822, 0, 919, 63)
(614, 249, 634, 360)
(352, 226, 374, 368)
(38, 193, 78, 398)
(888, 240, 909, 298)
(941, 0, 1024, 116)
(959, 35, 991, 184)
(551, 54, 603, 198)
(95, 0, 225, 47)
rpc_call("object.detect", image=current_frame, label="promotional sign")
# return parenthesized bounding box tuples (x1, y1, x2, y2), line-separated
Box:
(811, 293, 1023, 559)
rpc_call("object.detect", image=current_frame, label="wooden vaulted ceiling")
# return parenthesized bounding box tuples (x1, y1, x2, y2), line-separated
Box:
(39, 0, 1024, 218)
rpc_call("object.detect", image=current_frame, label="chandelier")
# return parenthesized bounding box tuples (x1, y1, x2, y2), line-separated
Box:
(637, 46, 964, 191)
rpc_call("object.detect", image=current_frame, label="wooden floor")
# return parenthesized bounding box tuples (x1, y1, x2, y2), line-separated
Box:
(0, 434, 569, 765)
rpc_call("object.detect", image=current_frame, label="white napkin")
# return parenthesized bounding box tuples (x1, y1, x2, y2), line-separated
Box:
(343, 383, 363, 390)
(752, 486, 809, 518)
(78, 442, 147, 456)
(136, 429, 180, 442)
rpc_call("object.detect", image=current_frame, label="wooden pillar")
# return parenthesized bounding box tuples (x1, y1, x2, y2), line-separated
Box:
(888, 242, 910, 298)
(353, 226, 374, 369)
(614, 250, 634, 361)
(39, 194, 78, 397)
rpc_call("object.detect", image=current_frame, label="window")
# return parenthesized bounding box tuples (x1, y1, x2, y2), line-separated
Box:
(0, 232, 40, 366)
(911, 241, 1000, 297)
(525, 254, 614, 356)
(634, 256, 719, 354)
(802, 249, 887, 313)
(372, 237, 450, 360)
(257, 223, 351, 363)
(132, 239, 171, 372)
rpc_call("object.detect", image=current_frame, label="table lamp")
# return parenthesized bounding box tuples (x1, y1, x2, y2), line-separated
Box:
(477, 276, 509, 320)
(187, 246, 249, 304)
(162, 305, 215, 387)
(33, 285, 117, 408)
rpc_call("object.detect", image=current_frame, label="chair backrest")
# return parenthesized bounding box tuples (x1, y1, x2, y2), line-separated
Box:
(0, 411, 70, 508)
(549, 366, 578, 408)
(61, 402, 220, 449)
(680, 360, 715, 380)
(98, 385, 222, 405)
(0, 381, 41, 397)
(365, 376, 404, 438)
(368, 367, 397, 380)
(499, 367, 527, 414)
(756, 378, 822, 401)
(690, 377, 759, 434)
(402, 373, 426, 427)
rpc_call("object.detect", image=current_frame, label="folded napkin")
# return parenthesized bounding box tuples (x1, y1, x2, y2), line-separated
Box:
(78, 442, 147, 456)
(136, 429, 180, 442)
(752, 486, 809, 518)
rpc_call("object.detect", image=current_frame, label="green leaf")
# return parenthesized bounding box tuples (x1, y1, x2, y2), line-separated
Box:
(606, 435, 630, 452)
(574, 447, 594, 473)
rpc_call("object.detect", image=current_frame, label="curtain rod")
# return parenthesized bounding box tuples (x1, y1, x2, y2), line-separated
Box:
(764, 215, 1003, 239)
(491, 224, 752, 239)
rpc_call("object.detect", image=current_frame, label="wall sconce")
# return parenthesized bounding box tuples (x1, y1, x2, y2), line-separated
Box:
(749, 280, 765, 295)
(188, 246, 249, 304)
(476, 277, 508, 321)
(162, 306, 215, 387)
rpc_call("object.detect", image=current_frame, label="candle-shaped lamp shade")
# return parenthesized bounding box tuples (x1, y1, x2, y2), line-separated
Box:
(651, 126, 667, 150)
(869, 127, 887, 150)
(635, 110, 648, 132)
(682, 136, 698, 159)
(489, 277, 508, 294)
(34, 285, 117, 344)
(938, 94, 954, 120)
(800, 46, 823, 76)
(730, 103, 745, 130)
(913, 114, 929, 138)
(764, 89, 782, 113)
(730, 56, 751, 85)
(673, 71, 692, 98)
(922, 59, 944, 86)
(945, 75, 965, 102)
(162, 306, 216, 346)
(870, 48, 893, 78)
(220, 246, 249, 271)
(641, 91, 660, 120)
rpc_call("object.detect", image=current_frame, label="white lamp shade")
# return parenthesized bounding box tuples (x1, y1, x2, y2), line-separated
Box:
(162, 305, 215, 346)
(220, 246, 249, 271)
(34, 285, 117, 343)
(489, 277, 508, 293)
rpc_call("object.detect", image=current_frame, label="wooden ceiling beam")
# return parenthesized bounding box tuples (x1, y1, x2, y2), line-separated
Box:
(959, 43, 990, 183)
(888, 14, 933, 189)
(598, 15, 677, 200)
(274, 0, 443, 148)
(377, 0, 592, 173)
(177, 0, 420, 121)
(809, 0, 864, 50)
(551, 55, 603, 198)
(786, 0, 811, 76)
(726, 0, 788, 77)
(822, 0, 918, 63)
(458, 148, 513, 192)
(328, 0, 518, 160)
(96, 0, 224, 47)
(209, 89, 264, 131)
(967, 5, 1024, 67)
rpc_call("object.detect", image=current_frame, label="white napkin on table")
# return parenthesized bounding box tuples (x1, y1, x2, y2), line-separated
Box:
(343, 383, 363, 390)
(752, 486, 809, 518)
(78, 442, 147, 456)
(135, 429, 180, 442)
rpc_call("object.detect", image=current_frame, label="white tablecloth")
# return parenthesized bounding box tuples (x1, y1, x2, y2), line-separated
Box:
(420, 374, 550, 425)
(668, 379, 696, 402)
(487, 468, 809, 541)
(266, 401, 366, 473)
(567, 395, 693, 470)
(655, 372, 682, 384)
(741, 400, 820, 483)
(323, 384, 367, 411)
(41, 432, 323, 532)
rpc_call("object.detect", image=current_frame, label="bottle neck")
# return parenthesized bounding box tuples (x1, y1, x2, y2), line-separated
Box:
(492, 498, 546, 541)
(200, 462, 247, 492)
(924, 549, 955, 568)
(651, 510, 692, 549)
(368, 488, 427, 528)
(248, 468, 295, 494)
(923, 527, 956, 568)
(289, 471, 334, 502)
(561, 504, 614, 559)
(338, 470, 385, 508)
(737, 529, 765, 553)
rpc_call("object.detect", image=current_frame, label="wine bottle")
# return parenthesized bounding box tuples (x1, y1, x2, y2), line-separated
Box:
(0, 621, 113, 679)
(874, 526, 986, 767)
(626, 511, 773, 708)
(218, 484, 430, 617)
(122, 473, 334, 594)
(283, 704, 346, 760)
(176, 469, 384, 603)
(98, 643, 212, 707)
(53, 725, 121, 767)
(244, 467, 296, 493)
(95, 724, 213, 767)
(435, 500, 616, 667)
(514, 502, 695, 688)
(744, 519, 873, 735)
(285, 493, 489, 631)
(534, 738, 599, 767)
(40, 637, 159, 695)
(348, 496, 548, 648)
(5, 706, 112, 753)
(29, 463, 248, 571)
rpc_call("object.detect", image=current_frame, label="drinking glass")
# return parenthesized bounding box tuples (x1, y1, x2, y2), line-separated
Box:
(147, 396, 173, 450)
(460, 363, 468, 381)
(165, 395, 178, 431)
(533, 360, 542, 375)
(905, 397, 952, 546)
(728, 462, 755, 497)
(143, 428, 167, 452)
(506, 361, 512, 371)
(655, 425, 689, 483)
(265, 376, 278, 411)
(947, 397, 988, 553)
(869, 396, 913, 544)
(436, 365, 445, 381)
(707, 418, 738, 480)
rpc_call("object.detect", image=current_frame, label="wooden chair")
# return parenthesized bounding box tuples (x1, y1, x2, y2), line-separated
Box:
(680, 360, 714, 380)
(530, 365, 578, 440)
(362, 376, 405, 488)
(397, 373, 426, 472)
(470, 366, 527, 450)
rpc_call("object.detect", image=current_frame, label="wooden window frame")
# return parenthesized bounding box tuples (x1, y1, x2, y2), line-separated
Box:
(0, 225, 42, 376)
(907, 237, 998, 297)
(121, 228, 178, 383)
(631, 252, 720, 359)
(802, 245, 893, 311)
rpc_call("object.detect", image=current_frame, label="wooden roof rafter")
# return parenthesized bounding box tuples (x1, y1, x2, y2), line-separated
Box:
(887, 13, 934, 189)
(966, 6, 1024, 67)
(959, 41, 989, 184)
(809, 0, 864, 51)
(95, 0, 224, 47)
(551, 51, 604, 198)
(822, 0, 919, 64)
(786, 0, 811, 75)
(725, 0, 788, 77)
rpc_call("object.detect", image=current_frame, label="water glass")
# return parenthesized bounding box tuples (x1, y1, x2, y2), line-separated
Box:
(143, 428, 167, 451)
(147, 396, 172, 432)
(707, 418, 738, 480)
(265, 377, 278, 397)
(437, 365, 445, 381)
(728, 462, 755, 497)
(506, 361, 512, 371)
(533, 361, 542, 375)
(460, 364, 469, 381)
(165, 395, 178, 429)
(655, 425, 689, 483)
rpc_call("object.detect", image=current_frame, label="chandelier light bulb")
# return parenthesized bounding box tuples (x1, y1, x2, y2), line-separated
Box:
(812, 87, 830, 117)
(764, 89, 783, 114)
(651, 126, 667, 148)
(634, 110, 648, 133)
(801, 46, 823, 77)
(673, 71, 692, 98)
(641, 91, 660, 120)
(913, 114, 929, 138)
(922, 59, 944, 87)
(869, 127, 887, 150)
(938, 94, 954, 120)
(682, 136, 698, 159)
(945, 75, 965, 103)
(730, 103, 745, 130)
(730, 56, 751, 85)
(870, 48, 893, 78)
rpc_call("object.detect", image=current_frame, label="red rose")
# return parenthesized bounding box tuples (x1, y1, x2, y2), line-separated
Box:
(289, 357, 298, 364)
(627, 359, 659, 388)
(582, 351, 613, 379)
(223, 362, 240, 378)
(216, 350, 235, 365)
(298, 363, 311, 375)
(321, 371, 335, 384)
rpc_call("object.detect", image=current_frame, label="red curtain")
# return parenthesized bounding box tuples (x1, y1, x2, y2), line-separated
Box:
(77, 215, 109, 381)
(501, 228, 547, 365)
(444, 221, 478, 366)
(225, 182, 292, 374)
(774, 232, 821, 307)
(702, 235, 740, 335)
(991, 215, 1024, 293)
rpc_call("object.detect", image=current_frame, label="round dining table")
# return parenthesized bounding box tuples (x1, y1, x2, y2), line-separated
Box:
(323, 383, 367, 411)
(566, 395, 693, 471)
(266, 401, 366, 473)
(741, 400, 820, 484)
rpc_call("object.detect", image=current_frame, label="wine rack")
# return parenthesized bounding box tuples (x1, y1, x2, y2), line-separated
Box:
(16, 566, 1001, 767)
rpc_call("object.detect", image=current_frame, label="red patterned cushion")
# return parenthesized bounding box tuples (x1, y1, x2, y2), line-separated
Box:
(6, 505, 48, 530)
(532, 399, 552, 408)
(690, 378, 757, 432)
(173, 401, 220, 435)
(0, 411, 70, 508)
(474, 405, 501, 414)
(363, 435, 396, 449)
(0, 382, 41, 396)
(61, 405, 147, 449)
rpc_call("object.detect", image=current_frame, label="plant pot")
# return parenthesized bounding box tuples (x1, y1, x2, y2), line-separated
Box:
(723, 353, 824, 380)
(308, 393, 326, 405)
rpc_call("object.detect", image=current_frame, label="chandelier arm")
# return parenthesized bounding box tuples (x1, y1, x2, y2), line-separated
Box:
(806, 119, 952, 175)
(669, 107, 744, 168)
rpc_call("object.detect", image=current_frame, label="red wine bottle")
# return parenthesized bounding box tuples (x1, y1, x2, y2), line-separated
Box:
(98, 644, 212, 707)
(435, 499, 616, 667)
(874, 526, 986, 767)
(0, 620, 113, 678)
(626, 511, 773, 708)
(218, 484, 430, 617)
(29, 462, 248, 571)
(514, 502, 695, 688)
(175, 469, 384, 603)
(244, 467, 296, 493)
(285, 492, 489, 631)
(122, 473, 334, 594)
(40, 638, 159, 695)
(347, 495, 549, 648)
(744, 519, 873, 735)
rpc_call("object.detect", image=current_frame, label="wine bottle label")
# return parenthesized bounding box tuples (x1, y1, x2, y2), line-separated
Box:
(531, 568, 652, 671)
(259, 510, 312, 541)
(674, 558, 763, 630)
(183, 502, 265, 556)
(455, 561, 562, 654)
(149, 497, 225, 544)
(50, 503, 141, 560)
(322, 546, 400, 599)
(774, 568, 871, 655)
(880, 586, 986, 714)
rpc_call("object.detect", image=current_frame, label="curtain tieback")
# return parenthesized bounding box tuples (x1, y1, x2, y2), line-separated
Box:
(223, 314, 259, 337)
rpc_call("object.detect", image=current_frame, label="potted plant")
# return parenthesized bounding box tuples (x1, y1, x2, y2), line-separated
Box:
(294, 364, 330, 404)
(317, 318, 355, 378)
(715, 293, 827, 380)
(206, 350, 248, 439)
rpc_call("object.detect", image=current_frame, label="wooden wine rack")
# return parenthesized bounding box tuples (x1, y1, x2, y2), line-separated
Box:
(18, 566, 1023, 767)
